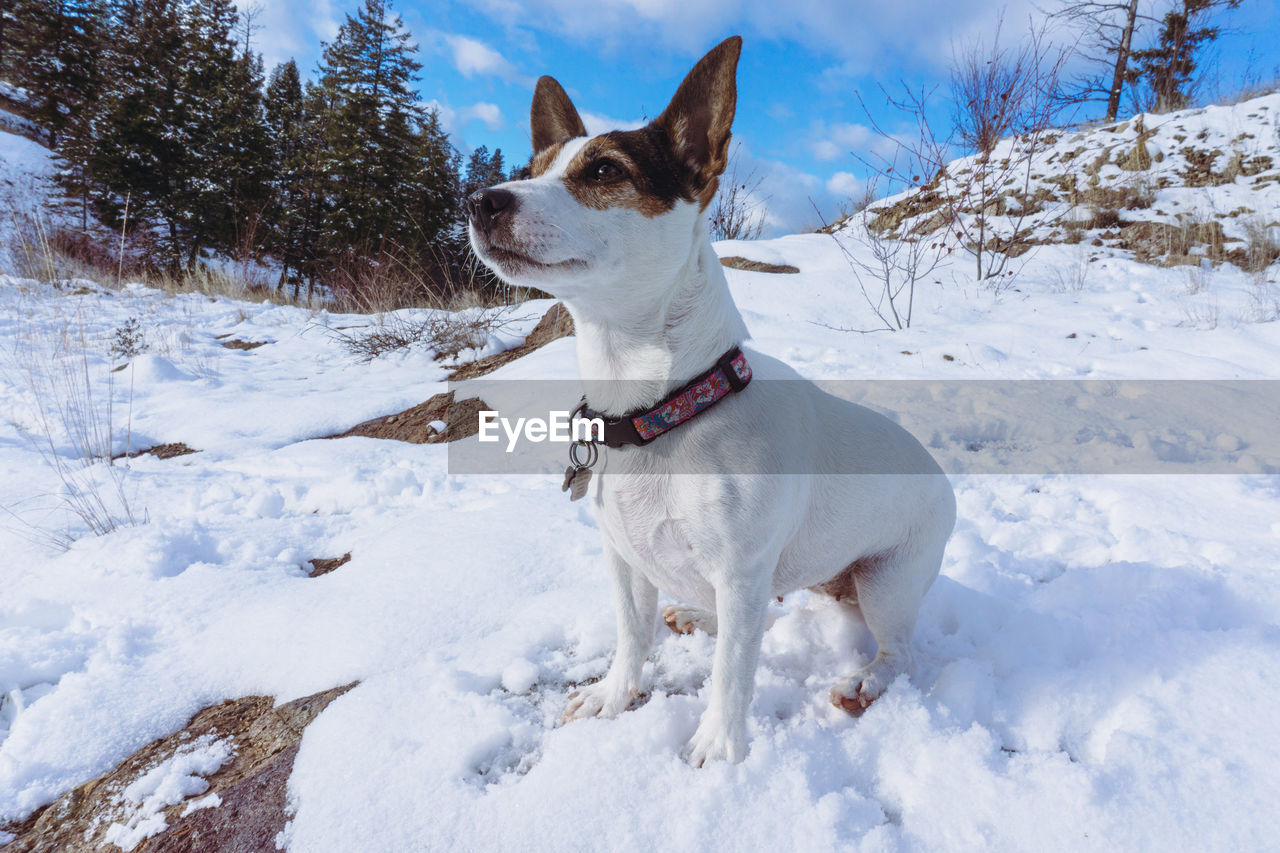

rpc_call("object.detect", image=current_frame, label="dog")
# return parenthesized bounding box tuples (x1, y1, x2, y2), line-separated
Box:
(466, 36, 956, 766)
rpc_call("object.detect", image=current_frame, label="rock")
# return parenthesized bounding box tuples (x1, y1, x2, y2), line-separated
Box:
(446, 302, 574, 381)
(0, 684, 356, 853)
(718, 256, 800, 274)
(328, 391, 490, 444)
(113, 443, 199, 461)
(307, 553, 351, 577)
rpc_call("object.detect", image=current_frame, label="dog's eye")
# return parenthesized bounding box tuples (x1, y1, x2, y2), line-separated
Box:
(589, 159, 623, 182)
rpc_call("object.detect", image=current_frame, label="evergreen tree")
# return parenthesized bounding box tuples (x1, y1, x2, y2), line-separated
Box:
(315, 0, 423, 262)
(0, 0, 34, 85)
(90, 0, 189, 268)
(18, 0, 107, 145)
(1128, 0, 1240, 112)
(462, 145, 493, 198)
(87, 0, 270, 270)
(177, 0, 270, 264)
(264, 59, 308, 288)
(461, 145, 509, 199)
(414, 107, 462, 242)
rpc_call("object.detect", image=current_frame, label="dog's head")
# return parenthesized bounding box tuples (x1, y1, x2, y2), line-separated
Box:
(466, 36, 741, 300)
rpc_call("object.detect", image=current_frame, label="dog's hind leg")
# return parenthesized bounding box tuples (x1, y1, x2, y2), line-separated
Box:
(829, 542, 944, 713)
(662, 604, 718, 636)
(563, 547, 658, 723)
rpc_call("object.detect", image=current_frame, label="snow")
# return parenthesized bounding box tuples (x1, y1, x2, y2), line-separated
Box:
(101, 735, 233, 850)
(1, 96, 1280, 850)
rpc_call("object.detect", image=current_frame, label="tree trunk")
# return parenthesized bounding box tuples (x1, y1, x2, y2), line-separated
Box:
(1107, 0, 1141, 121)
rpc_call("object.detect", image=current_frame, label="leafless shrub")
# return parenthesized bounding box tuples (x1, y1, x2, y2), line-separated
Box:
(1239, 276, 1280, 323)
(1051, 242, 1093, 292)
(1240, 217, 1280, 274)
(856, 19, 1073, 290)
(708, 143, 768, 241)
(329, 308, 519, 363)
(815, 189, 952, 332)
(1183, 258, 1213, 294)
(1180, 299, 1219, 329)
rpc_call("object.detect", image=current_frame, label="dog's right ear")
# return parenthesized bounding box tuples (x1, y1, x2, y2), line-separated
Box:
(656, 36, 742, 204)
(531, 76, 587, 155)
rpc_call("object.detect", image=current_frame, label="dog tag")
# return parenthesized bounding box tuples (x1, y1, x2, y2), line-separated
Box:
(562, 465, 592, 501)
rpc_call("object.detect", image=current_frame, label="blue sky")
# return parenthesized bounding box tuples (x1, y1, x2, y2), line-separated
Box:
(241, 0, 1280, 234)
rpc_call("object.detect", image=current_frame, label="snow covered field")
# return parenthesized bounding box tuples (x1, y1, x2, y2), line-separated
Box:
(2, 220, 1279, 850)
(3, 88, 1280, 850)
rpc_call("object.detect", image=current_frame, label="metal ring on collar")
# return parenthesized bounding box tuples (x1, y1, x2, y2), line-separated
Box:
(569, 440, 598, 469)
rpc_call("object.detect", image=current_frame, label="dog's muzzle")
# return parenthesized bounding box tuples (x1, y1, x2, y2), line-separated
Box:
(466, 188, 517, 236)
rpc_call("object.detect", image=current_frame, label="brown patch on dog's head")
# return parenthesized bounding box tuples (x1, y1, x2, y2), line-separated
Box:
(529, 142, 565, 178)
(655, 36, 741, 209)
(521, 38, 742, 216)
(531, 76, 587, 158)
(558, 128, 692, 217)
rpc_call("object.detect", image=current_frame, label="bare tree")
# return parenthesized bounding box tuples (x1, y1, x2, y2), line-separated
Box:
(708, 143, 768, 241)
(818, 183, 952, 332)
(1050, 0, 1158, 121)
(856, 20, 1072, 286)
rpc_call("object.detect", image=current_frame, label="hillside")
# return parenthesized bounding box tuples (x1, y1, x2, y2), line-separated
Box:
(1, 94, 1280, 851)
(837, 92, 1280, 275)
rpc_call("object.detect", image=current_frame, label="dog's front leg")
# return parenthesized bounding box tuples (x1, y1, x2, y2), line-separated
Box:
(684, 569, 771, 767)
(562, 547, 657, 723)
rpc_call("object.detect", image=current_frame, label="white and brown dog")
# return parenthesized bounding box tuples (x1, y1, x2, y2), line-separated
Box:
(467, 36, 956, 766)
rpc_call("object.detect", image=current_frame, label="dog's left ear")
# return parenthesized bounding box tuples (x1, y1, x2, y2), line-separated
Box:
(656, 36, 742, 204)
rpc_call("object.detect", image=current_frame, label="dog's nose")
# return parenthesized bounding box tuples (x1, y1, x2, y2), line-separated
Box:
(466, 188, 516, 235)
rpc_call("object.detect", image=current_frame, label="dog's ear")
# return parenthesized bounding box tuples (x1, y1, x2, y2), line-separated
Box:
(531, 76, 587, 155)
(656, 36, 741, 203)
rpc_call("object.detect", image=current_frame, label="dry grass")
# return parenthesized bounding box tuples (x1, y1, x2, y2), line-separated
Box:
(328, 308, 519, 363)
(1240, 217, 1280, 274)
(2, 310, 144, 548)
(4, 208, 530, 313)
(1050, 243, 1092, 293)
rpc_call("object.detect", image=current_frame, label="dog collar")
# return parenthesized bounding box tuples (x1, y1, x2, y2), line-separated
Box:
(576, 347, 753, 448)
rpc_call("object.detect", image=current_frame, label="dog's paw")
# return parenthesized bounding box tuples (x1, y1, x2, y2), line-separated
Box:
(683, 712, 746, 767)
(662, 605, 718, 636)
(560, 677, 636, 724)
(829, 660, 901, 714)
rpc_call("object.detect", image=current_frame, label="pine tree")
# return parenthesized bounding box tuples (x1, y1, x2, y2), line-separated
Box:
(90, 0, 189, 269)
(87, 0, 270, 270)
(177, 0, 270, 265)
(264, 59, 308, 288)
(486, 149, 505, 189)
(1128, 0, 1240, 112)
(312, 0, 458, 283)
(463, 145, 493, 199)
(462, 145, 509, 199)
(18, 0, 107, 146)
(0, 0, 33, 85)
(410, 105, 462, 251)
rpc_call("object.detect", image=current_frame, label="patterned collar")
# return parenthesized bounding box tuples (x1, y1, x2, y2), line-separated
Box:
(577, 347, 753, 448)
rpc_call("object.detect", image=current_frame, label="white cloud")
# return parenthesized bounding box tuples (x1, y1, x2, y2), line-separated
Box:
(461, 102, 505, 130)
(720, 142, 838, 236)
(422, 99, 458, 135)
(234, 0, 340, 74)
(825, 171, 864, 199)
(579, 110, 646, 135)
(468, 0, 1043, 68)
(809, 121, 877, 162)
(444, 34, 530, 85)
